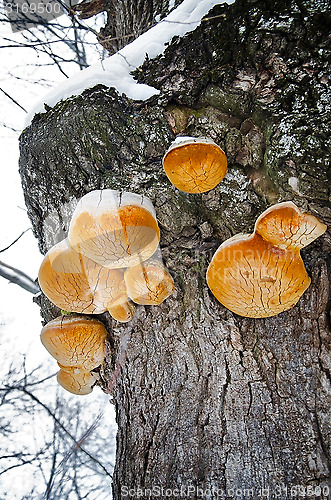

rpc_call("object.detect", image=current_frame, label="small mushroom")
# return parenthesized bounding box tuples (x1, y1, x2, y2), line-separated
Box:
(38, 238, 135, 321)
(206, 202, 327, 318)
(108, 301, 136, 322)
(68, 189, 160, 269)
(162, 137, 227, 193)
(255, 201, 327, 250)
(124, 259, 174, 305)
(40, 316, 107, 370)
(57, 369, 98, 395)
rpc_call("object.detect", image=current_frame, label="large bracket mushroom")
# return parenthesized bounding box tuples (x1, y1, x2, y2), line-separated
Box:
(206, 202, 327, 318)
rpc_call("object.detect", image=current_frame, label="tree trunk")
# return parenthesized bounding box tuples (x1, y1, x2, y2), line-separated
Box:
(99, 0, 183, 54)
(19, 0, 330, 498)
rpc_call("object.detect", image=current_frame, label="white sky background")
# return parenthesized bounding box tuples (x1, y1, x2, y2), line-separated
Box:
(0, 11, 116, 498)
(25, 0, 234, 124)
(0, 0, 235, 496)
(0, 13, 108, 365)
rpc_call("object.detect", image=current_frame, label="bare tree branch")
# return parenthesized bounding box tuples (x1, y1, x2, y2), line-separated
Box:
(0, 260, 40, 294)
(20, 388, 112, 477)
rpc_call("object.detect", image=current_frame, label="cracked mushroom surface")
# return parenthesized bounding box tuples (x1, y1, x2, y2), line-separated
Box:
(162, 137, 227, 193)
(38, 238, 135, 321)
(124, 259, 174, 305)
(206, 202, 327, 318)
(57, 369, 98, 396)
(68, 189, 160, 269)
(40, 316, 107, 371)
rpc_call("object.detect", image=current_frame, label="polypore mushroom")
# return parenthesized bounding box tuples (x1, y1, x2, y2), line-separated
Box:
(40, 316, 107, 370)
(108, 301, 136, 322)
(255, 202, 327, 250)
(68, 189, 160, 269)
(57, 362, 85, 373)
(162, 137, 227, 193)
(38, 238, 135, 322)
(206, 202, 327, 318)
(124, 258, 174, 305)
(57, 369, 98, 395)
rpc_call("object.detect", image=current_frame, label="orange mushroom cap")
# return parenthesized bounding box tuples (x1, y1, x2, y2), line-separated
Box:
(124, 259, 174, 305)
(57, 369, 98, 395)
(40, 316, 107, 370)
(206, 202, 327, 318)
(38, 238, 131, 315)
(162, 137, 227, 193)
(108, 300, 136, 322)
(255, 201, 327, 250)
(57, 362, 85, 374)
(68, 190, 160, 269)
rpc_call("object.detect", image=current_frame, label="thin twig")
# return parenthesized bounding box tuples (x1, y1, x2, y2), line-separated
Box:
(0, 229, 31, 254)
(0, 87, 27, 112)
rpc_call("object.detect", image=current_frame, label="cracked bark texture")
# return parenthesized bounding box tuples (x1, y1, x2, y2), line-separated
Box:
(19, 0, 330, 498)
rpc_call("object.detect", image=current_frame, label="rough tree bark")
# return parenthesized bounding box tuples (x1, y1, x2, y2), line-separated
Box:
(19, 0, 330, 498)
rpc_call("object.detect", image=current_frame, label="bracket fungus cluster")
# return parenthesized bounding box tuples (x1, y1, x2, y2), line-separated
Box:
(36, 137, 327, 398)
(206, 202, 327, 318)
(38, 189, 174, 323)
(163, 137, 227, 193)
(38, 189, 174, 394)
(41, 316, 107, 395)
(38, 237, 135, 322)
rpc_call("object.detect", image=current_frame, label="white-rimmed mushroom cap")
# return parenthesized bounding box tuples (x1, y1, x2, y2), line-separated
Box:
(163, 137, 227, 193)
(206, 202, 326, 318)
(68, 189, 160, 269)
(57, 369, 98, 395)
(255, 201, 327, 250)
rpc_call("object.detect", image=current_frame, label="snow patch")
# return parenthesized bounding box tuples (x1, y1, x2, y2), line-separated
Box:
(288, 176, 301, 194)
(24, 0, 235, 128)
(277, 120, 301, 156)
(70, 189, 157, 219)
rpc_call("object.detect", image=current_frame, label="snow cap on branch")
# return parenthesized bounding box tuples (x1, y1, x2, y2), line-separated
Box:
(24, 0, 235, 127)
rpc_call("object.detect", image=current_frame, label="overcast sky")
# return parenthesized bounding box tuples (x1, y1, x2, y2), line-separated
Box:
(0, 15, 116, 496)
